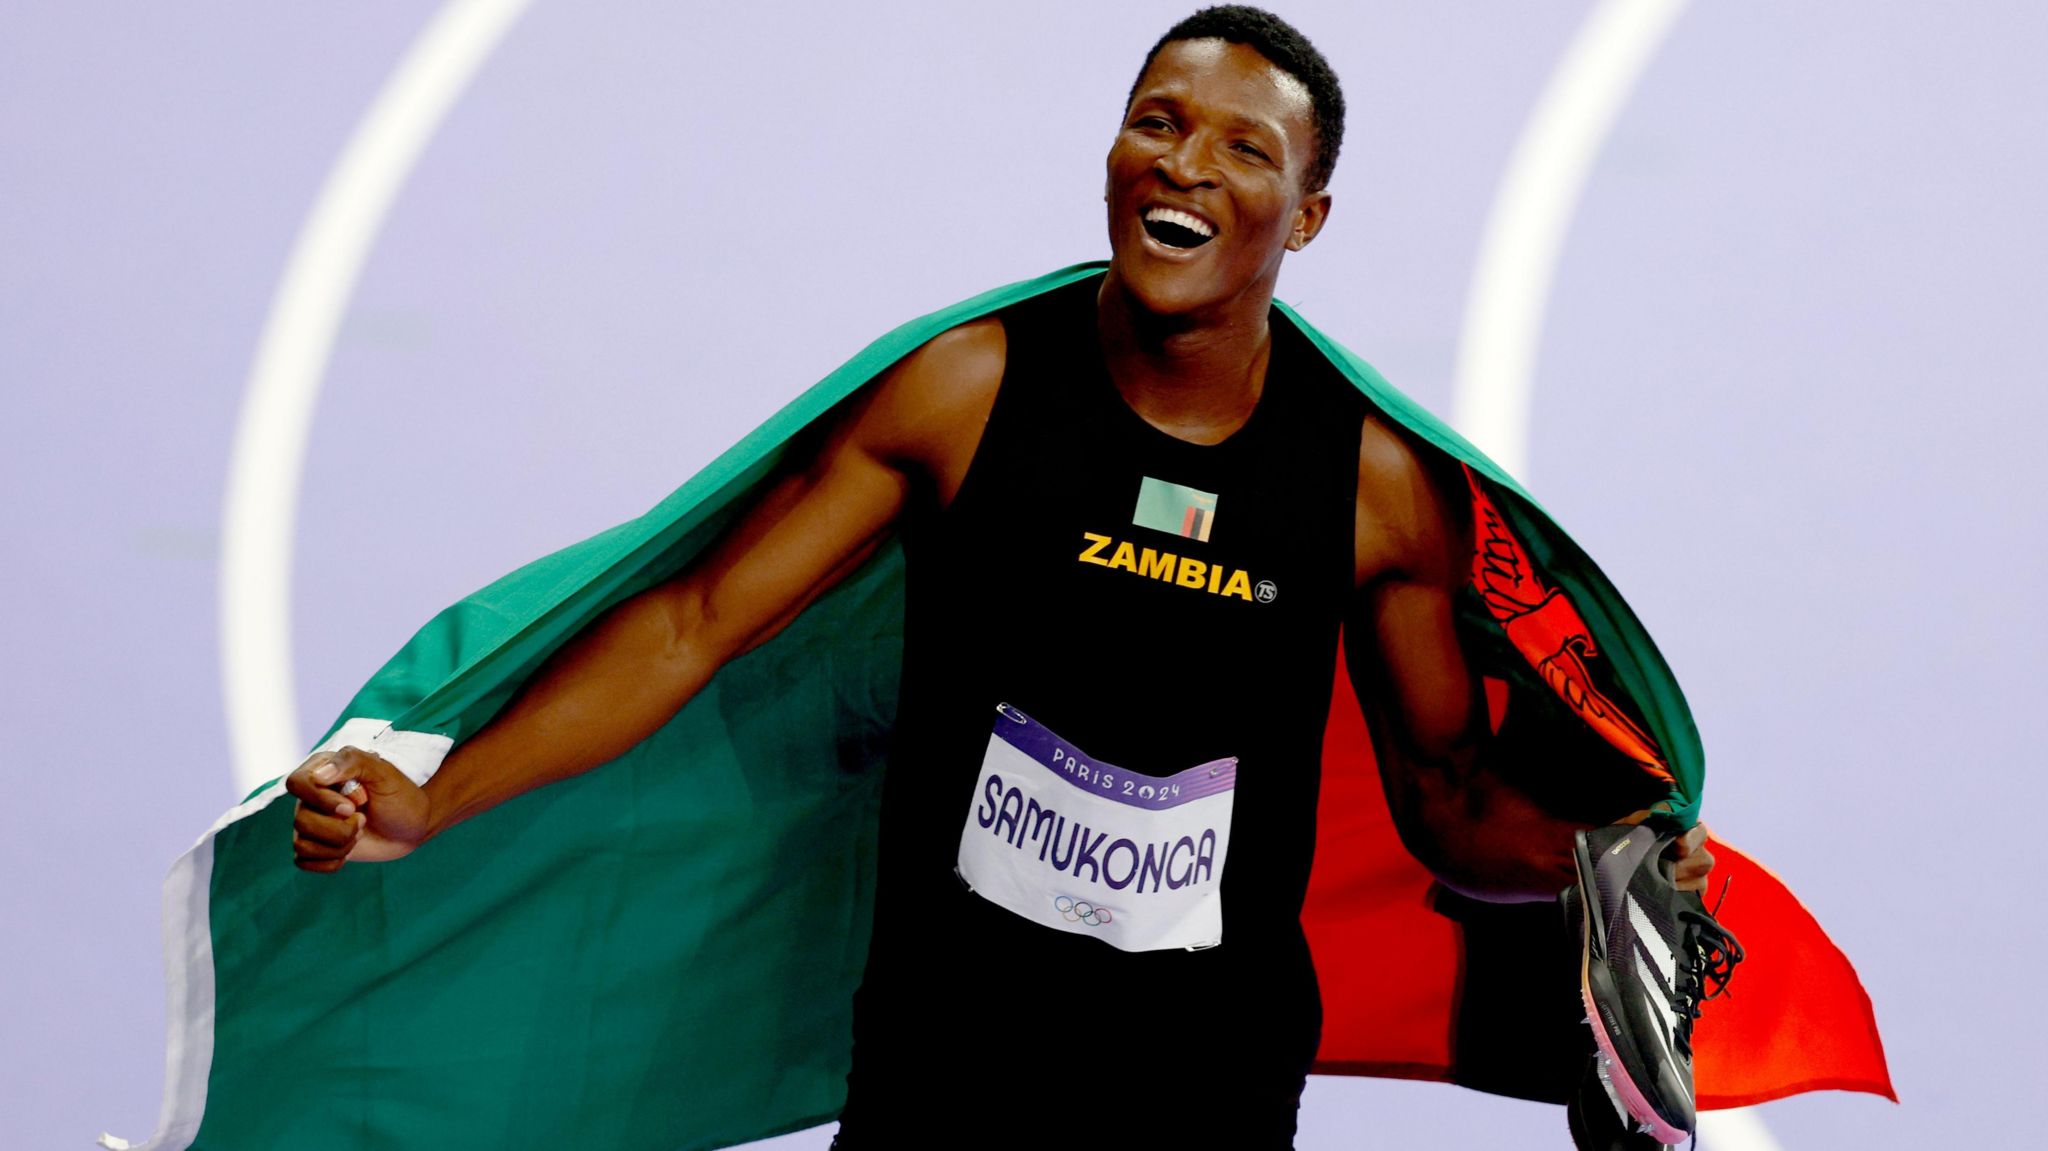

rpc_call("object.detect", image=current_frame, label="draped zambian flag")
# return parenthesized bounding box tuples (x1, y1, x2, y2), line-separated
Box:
(131, 262, 1892, 1150)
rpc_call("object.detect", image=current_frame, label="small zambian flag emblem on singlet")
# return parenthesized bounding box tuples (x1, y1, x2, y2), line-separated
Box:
(1133, 477, 1218, 542)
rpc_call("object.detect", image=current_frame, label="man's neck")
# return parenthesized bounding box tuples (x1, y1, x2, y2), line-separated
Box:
(1095, 274, 1276, 446)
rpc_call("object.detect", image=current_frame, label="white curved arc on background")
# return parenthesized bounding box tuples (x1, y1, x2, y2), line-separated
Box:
(1447, 2, 1782, 1149)
(1450, 0, 1687, 483)
(1701, 1104, 1790, 1151)
(218, 0, 533, 797)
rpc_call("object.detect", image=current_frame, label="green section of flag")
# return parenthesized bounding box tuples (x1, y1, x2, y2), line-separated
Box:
(1132, 476, 1219, 542)
(201, 553, 898, 1150)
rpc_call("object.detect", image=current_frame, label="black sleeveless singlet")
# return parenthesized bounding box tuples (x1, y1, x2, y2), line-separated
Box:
(837, 274, 1371, 1144)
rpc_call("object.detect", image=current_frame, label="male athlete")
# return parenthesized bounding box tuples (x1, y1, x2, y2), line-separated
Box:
(284, 8, 1717, 1147)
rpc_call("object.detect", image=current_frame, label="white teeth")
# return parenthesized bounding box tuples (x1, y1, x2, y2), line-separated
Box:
(1144, 207, 1215, 237)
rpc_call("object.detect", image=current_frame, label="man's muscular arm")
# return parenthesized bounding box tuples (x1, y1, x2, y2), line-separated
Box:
(287, 319, 1007, 872)
(1342, 420, 1709, 903)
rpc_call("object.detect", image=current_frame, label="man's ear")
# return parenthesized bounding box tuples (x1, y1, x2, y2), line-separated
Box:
(1285, 189, 1333, 251)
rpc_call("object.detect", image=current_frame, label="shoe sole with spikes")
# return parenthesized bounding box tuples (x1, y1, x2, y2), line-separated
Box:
(1562, 884, 1673, 1150)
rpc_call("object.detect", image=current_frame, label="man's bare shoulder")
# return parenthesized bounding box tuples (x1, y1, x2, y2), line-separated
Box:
(855, 315, 1008, 501)
(1354, 412, 1469, 589)
(881, 314, 1007, 416)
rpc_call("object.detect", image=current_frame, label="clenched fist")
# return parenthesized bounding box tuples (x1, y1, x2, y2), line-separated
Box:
(285, 745, 433, 873)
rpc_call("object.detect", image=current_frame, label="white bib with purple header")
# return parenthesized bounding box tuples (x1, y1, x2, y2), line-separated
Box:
(955, 702, 1237, 952)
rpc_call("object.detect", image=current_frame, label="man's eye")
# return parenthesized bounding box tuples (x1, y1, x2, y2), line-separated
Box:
(1136, 116, 1171, 130)
(1234, 143, 1269, 160)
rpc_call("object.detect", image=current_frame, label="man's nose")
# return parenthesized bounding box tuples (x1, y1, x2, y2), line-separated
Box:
(1155, 134, 1221, 188)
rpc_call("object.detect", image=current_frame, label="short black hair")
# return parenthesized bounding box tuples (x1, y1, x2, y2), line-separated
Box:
(1124, 6, 1346, 194)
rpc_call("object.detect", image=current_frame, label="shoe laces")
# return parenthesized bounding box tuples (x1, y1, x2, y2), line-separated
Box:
(1672, 878, 1744, 1055)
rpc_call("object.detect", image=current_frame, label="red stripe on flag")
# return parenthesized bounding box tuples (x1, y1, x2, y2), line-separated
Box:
(1690, 837, 1897, 1108)
(1304, 640, 1460, 1077)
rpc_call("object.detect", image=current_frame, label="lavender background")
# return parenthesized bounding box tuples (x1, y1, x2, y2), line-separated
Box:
(5, 2, 2041, 1147)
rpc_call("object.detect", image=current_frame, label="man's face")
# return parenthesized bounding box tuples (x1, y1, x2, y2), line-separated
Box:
(1105, 38, 1331, 318)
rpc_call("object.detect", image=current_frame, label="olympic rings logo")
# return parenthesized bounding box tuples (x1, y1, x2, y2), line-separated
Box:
(1054, 895, 1112, 927)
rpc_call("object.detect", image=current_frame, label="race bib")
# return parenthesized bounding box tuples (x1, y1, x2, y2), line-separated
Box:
(955, 702, 1236, 952)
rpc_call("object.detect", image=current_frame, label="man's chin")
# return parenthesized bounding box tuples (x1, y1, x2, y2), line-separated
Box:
(1108, 251, 1226, 319)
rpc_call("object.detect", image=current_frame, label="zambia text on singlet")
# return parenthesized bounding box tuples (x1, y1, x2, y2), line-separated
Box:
(843, 274, 1373, 1117)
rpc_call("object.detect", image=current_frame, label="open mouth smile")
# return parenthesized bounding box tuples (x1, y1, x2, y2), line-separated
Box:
(1140, 205, 1217, 250)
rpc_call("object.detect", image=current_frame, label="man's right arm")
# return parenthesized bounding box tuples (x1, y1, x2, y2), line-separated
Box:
(287, 319, 1007, 872)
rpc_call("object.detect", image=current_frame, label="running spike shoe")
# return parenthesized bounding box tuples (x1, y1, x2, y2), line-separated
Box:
(1571, 821, 1743, 1146)
(1562, 884, 1670, 1150)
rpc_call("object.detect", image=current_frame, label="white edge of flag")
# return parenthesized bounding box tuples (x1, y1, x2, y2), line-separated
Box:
(129, 719, 451, 1151)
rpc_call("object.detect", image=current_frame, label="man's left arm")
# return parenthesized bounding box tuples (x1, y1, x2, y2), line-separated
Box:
(1343, 421, 1710, 902)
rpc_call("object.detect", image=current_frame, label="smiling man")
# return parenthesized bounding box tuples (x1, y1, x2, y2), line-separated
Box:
(283, 7, 1724, 1149)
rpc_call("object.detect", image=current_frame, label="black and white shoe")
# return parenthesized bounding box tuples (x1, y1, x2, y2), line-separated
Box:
(1571, 821, 1743, 1145)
